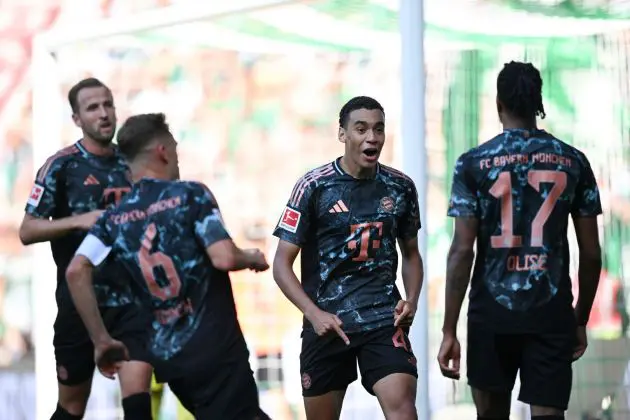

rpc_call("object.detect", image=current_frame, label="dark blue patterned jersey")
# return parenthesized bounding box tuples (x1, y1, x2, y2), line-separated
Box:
(447, 128, 602, 333)
(273, 158, 421, 334)
(24, 141, 133, 307)
(85, 178, 247, 381)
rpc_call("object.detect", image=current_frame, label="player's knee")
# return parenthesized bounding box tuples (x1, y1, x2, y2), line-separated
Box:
(51, 403, 84, 420)
(530, 405, 564, 420)
(122, 392, 152, 420)
(383, 402, 417, 420)
(118, 361, 153, 396)
(57, 383, 91, 416)
(303, 392, 345, 420)
(372, 373, 417, 419)
(476, 405, 511, 419)
(472, 388, 511, 419)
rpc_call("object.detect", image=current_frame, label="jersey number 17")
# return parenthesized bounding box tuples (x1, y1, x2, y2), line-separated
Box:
(490, 170, 567, 249)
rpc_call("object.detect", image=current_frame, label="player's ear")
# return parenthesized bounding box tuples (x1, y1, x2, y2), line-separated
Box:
(71, 112, 81, 128)
(155, 143, 169, 164)
(496, 97, 503, 114)
(338, 126, 346, 144)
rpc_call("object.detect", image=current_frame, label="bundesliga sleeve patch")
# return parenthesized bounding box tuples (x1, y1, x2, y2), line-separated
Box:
(278, 207, 301, 233)
(27, 183, 45, 207)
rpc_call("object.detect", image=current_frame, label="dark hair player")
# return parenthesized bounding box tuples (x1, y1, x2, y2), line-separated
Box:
(66, 113, 270, 420)
(273, 96, 424, 420)
(438, 61, 603, 420)
(20, 78, 153, 420)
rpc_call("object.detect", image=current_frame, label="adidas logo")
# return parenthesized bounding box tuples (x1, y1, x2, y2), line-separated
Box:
(328, 200, 349, 213)
(84, 175, 100, 186)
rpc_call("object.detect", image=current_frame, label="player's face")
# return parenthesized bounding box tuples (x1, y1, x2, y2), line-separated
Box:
(165, 136, 180, 180)
(338, 108, 385, 171)
(72, 86, 117, 145)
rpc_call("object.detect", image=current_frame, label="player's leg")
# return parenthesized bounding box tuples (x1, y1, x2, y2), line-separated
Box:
(357, 327, 417, 420)
(117, 361, 153, 420)
(51, 310, 96, 419)
(467, 324, 522, 420)
(104, 305, 153, 420)
(301, 330, 357, 420)
(518, 332, 573, 420)
(168, 355, 268, 420)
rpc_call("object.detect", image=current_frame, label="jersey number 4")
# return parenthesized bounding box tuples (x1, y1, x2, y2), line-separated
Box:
(490, 170, 567, 248)
(138, 223, 182, 300)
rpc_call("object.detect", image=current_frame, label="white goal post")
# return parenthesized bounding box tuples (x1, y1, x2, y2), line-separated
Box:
(30, 1, 428, 419)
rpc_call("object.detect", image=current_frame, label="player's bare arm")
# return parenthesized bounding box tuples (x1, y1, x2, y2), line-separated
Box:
(572, 216, 603, 325)
(19, 210, 104, 245)
(572, 216, 602, 360)
(66, 253, 129, 379)
(273, 239, 350, 345)
(438, 216, 477, 379)
(66, 255, 111, 343)
(394, 236, 424, 327)
(205, 238, 269, 272)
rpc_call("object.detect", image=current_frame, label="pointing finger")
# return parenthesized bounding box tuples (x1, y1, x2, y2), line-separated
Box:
(332, 324, 350, 346)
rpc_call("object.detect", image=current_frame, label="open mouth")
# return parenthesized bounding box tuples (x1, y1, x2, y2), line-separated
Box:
(100, 122, 113, 130)
(363, 148, 378, 158)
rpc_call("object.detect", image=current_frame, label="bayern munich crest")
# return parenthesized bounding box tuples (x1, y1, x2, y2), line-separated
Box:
(301, 372, 312, 390)
(379, 196, 395, 212)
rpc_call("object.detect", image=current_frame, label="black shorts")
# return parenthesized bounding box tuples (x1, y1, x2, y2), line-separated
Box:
(300, 326, 418, 397)
(467, 323, 574, 410)
(168, 356, 268, 420)
(53, 303, 152, 386)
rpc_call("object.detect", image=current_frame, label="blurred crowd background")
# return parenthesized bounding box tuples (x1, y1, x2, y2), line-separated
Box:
(1, 0, 630, 418)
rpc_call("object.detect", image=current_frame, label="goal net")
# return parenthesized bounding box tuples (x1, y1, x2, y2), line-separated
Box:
(29, 1, 630, 419)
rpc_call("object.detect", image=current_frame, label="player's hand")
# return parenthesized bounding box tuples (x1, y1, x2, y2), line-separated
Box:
(75, 210, 105, 230)
(244, 248, 269, 272)
(306, 308, 350, 346)
(393, 299, 416, 327)
(573, 325, 588, 361)
(437, 333, 461, 380)
(94, 337, 130, 380)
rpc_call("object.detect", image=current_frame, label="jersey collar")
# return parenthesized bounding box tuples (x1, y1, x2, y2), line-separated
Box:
(76, 139, 120, 159)
(503, 128, 546, 138)
(333, 157, 380, 178)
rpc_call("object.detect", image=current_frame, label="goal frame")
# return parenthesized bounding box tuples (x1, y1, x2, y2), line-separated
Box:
(30, 1, 428, 419)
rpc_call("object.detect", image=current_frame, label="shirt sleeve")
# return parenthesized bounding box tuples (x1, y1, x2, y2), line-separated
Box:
(75, 213, 113, 266)
(25, 155, 66, 218)
(272, 176, 316, 247)
(447, 154, 479, 218)
(398, 180, 421, 240)
(571, 154, 603, 218)
(192, 183, 232, 249)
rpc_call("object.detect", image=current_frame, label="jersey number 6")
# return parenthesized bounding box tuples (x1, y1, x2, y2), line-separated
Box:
(490, 170, 567, 248)
(138, 222, 182, 300)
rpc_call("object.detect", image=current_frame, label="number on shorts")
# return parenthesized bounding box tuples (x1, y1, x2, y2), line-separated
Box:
(392, 327, 409, 352)
(489, 170, 567, 248)
(138, 223, 182, 300)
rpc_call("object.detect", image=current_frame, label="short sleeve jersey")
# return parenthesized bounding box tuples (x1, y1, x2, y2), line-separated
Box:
(24, 141, 133, 307)
(447, 129, 602, 333)
(273, 158, 421, 333)
(88, 179, 247, 381)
